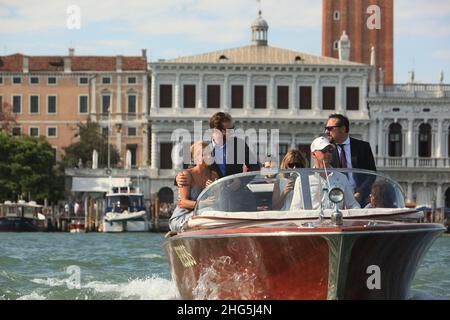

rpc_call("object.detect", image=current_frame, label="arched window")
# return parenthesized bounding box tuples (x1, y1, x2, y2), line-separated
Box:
(388, 123, 402, 157)
(158, 187, 174, 204)
(333, 40, 339, 50)
(445, 187, 450, 208)
(334, 10, 340, 21)
(418, 123, 432, 158)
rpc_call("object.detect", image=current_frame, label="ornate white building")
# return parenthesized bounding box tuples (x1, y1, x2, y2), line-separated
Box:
(147, 12, 450, 209)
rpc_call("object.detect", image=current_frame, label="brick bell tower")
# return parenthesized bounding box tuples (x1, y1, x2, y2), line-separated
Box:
(322, 0, 394, 84)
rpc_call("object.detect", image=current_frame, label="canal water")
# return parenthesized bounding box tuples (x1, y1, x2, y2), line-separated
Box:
(0, 233, 448, 300)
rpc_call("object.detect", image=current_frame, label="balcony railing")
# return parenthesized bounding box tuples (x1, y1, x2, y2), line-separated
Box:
(382, 84, 450, 99)
(377, 157, 450, 169)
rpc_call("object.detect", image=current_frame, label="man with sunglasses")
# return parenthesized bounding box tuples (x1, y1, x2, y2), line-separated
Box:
(325, 114, 376, 206)
(293, 136, 360, 210)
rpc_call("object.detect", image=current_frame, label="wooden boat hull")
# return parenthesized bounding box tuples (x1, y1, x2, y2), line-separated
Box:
(164, 220, 444, 300)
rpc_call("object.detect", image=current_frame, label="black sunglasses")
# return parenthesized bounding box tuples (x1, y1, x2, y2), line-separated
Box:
(324, 125, 343, 132)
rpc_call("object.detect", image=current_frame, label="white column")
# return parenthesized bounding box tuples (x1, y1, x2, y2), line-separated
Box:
(407, 183, 413, 203)
(142, 125, 148, 166)
(197, 74, 204, 112)
(361, 77, 368, 115)
(269, 75, 275, 113)
(117, 75, 122, 113)
(337, 74, 344, 113)
(313, 75, 320, 115)
(436, 184, 443, 208)
(174, 74, 180, 113)
(406, 119, 414, 157)
(151, 131, 159, 169)
(142, 75, 148, 116)
(150, 73, 157, 111)
(290, 76, 297, 114)
(246, 74, 252, 112)
(223, 74, 229, 111)
(369, 120, 377, 154)
(436, 119, 443, 158)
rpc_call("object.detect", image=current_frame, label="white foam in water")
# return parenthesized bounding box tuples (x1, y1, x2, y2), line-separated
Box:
(31, 277, 67, 287)
(17, 292, 47, 300)
(84, 275, 179, 300)
(132, 253, 164, 259)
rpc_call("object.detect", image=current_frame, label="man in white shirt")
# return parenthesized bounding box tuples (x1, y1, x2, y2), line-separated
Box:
(290, 136, 360, 210)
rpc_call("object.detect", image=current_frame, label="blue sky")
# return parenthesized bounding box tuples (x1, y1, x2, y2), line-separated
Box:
(1, 0, 449, 83)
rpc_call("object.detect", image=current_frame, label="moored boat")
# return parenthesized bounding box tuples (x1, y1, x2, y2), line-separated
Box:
(0, 200, 46, 232)
(164, 169, 445, 300)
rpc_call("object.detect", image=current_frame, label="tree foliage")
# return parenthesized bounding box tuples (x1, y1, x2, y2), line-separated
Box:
(0, 133, 63, 203)
(62, 121, 120, 168)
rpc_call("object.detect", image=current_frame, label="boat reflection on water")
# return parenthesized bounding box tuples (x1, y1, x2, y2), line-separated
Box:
(164, 169, 445, 300)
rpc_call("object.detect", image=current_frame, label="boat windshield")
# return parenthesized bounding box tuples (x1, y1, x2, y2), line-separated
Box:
(106, 195, 143, 212)
(194, 168, 405, 215)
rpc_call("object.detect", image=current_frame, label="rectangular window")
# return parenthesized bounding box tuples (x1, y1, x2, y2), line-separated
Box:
(30, 76, 40, 85)
(127, 77, 137, 84)
(322, 87, 335, 110)
(128, 95, 137, 113)
(0, 76, 3, 84)
(299, 86, 312, 110)
(47, 96, 57, 114)
(79, 77, 89, 85)
(346, 87, 360, 110)
(159, 85, 173, 108)
(13, 77, 22, 84)
(183, 85, 196, 109)
(102, 127, 109, 137)
(126, 144, 138, 167)
(13, 95, 22, 114)
(277, 86, 289, 109)
(12, 127, 22, 136)
(127, 127, 137, 136)
(79, 96, 88, 114)
(0, 96, 3, 113)
(207, 85, 220, 109)
(47, 127, 57, 137)
(160, 143, 173, 169)
(231, 85, 244, 109)
(102, 77, 111, 84)
(29, 127, 39, 137)
(47, 77, 57, 85)
(254, 85, 267, 109)
(30, 95, 39, 114)
(102, 95, 111, 113)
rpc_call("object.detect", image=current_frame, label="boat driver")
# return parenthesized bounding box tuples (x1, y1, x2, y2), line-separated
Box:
(290, 137, 360, 211)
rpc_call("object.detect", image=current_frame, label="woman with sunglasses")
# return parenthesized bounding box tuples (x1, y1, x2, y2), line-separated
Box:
(272, 150, 309, 210)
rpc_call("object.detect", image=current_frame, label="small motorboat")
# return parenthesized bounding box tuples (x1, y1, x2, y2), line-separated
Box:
(102, 185, 150, 232)
(164, 169, 445, 300)
(69, 219, 85, 233)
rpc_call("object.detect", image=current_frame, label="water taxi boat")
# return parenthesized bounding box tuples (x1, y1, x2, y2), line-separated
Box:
(164, 169, 445, 300)
(102, 185, 150, 232)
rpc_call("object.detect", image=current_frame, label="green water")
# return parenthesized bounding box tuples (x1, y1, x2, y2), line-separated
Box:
(0, 233, 448, 300)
